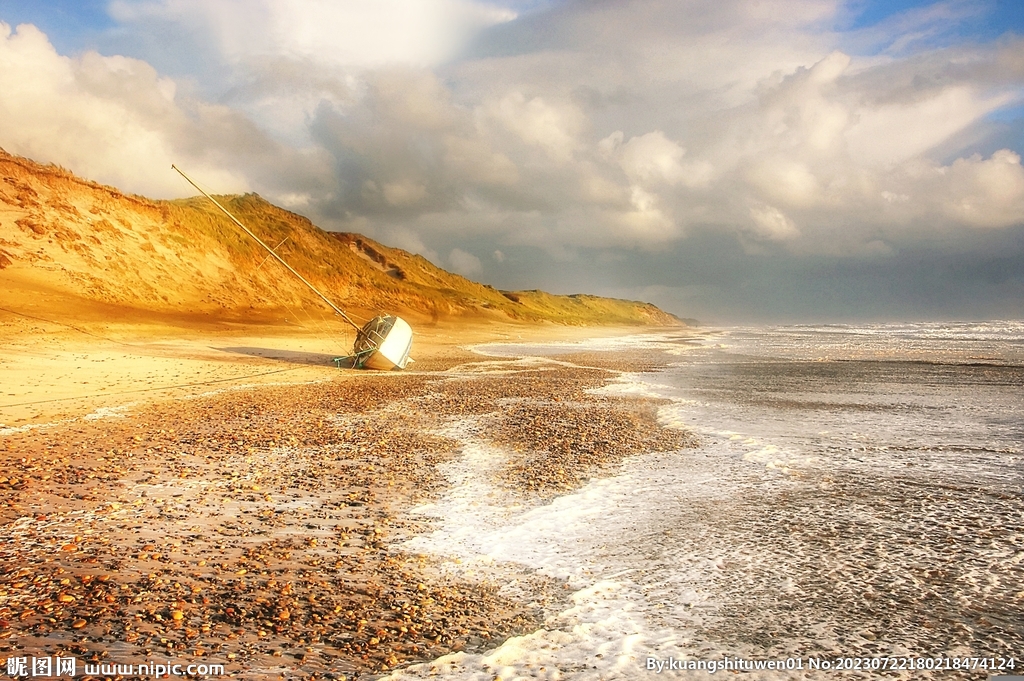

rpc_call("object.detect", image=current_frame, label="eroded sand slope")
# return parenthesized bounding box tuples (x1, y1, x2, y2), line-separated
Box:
(0, 149, 682, 328)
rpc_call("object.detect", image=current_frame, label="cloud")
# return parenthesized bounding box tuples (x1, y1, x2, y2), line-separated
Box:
(928, 149, 1024, 228)
(487, 91, 584, 163)
(381, 180, 428, 206)
(845, 86, 1014, 168)
(749, 204, 800, 240)
(7, 2, 1023, 247)
(602, 130, 715, 190)
(109, 0, 516, 68)
(448, 247, 482, 275)
(2, 1, 1023, 319)
(381, 227, 439, 263)
(0, 22, 238, 196)
(443, 136, 520, 186)
(0, 21, 333, 199)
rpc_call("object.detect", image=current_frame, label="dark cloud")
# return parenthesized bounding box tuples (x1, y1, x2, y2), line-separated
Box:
(2, 1, 1023, 320)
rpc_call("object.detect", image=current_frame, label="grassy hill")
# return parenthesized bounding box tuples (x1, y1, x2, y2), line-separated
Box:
(0, 149, 682, 329)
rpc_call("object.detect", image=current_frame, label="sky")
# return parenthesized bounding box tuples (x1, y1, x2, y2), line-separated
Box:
(1, 0, 1023, 323)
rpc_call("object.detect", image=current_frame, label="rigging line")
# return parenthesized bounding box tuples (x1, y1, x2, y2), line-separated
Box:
(301, 306, 337, 342)
(249, 241, 353, 350)
(171, 164, 362, 333)
(281, 276, 340, 338)
(246, 261, 338, 346)
(344, 307, 370, 325)
(276, 293, 343, 353)
(293, 300, 337, 345)
(260, 259, 356, 342)
(311, 306, 350, 350)
(170, 167, 363, 351)
(255, 237, 289, 272)
(318, 305, 351, 339)
(170, 168, 343, 357)
(0, 366, 306, 410)
(0, 306, 141, 348)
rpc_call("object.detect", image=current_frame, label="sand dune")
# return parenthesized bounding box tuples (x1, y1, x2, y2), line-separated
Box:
(0, 149, 682, 330)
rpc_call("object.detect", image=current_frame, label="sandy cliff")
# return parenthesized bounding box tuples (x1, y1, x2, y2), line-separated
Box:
(0, 150, 682, 330)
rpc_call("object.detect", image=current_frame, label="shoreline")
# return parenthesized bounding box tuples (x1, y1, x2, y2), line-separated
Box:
(0, 323, 692, 678)
(7, 322, 1019, 679)
(0, 315, 675, 427)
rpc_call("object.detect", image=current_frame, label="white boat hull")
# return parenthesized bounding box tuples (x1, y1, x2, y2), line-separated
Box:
(354, 315, 413, 370)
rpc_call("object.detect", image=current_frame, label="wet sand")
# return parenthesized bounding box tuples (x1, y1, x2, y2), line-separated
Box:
(0, 323, 692, 679)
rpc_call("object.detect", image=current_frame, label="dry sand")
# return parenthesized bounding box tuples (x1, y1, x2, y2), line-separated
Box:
(0, 315, 692, 679)
(0, 303, 637, 427)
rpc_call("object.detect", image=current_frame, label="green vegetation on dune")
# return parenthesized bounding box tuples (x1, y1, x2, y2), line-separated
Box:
(497, 290, 679, 326)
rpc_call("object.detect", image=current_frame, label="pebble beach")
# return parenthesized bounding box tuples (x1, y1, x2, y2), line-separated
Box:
(5, 323, 1019, 681)
(0, 337, 691, 679)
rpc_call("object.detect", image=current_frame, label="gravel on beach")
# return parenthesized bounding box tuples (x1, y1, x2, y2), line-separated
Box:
(0, 348, 694, 678)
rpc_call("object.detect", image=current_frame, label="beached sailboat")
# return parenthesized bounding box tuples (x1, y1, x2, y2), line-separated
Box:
(172, 165, 414, 370)
(351, 314, 414, 370)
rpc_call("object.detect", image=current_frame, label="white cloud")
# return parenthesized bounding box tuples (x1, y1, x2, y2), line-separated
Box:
(618, 131, 686, 184)
(845, 86, 1015, 168)
(488, 92, 584, 163)
(110, 0, 516, 68)
(448, 247, 482, 275)
(0, 20, 344, 201)
(749, 204, 800, 240)
(0, 22, 248, 197)
(746, 158, 822, 209)
(936, 149, 1024, 228)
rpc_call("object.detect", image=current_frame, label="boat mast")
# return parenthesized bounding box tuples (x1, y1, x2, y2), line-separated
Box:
(171, 165, 362, 332)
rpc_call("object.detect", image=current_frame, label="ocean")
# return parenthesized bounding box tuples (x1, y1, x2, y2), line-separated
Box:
(385, 322, 1024, 679)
